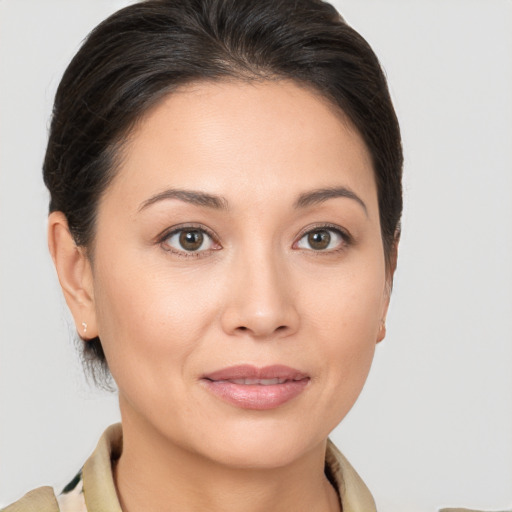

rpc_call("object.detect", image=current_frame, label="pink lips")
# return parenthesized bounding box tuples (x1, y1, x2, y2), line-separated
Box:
(202, 365, 310, 410)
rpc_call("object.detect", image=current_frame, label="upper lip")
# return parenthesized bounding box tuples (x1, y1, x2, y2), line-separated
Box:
(203, 364, 309, 382)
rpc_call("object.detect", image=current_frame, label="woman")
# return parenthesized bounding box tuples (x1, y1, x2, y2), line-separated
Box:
(5, 0, 402, 510)
(2, 2, 510, 511)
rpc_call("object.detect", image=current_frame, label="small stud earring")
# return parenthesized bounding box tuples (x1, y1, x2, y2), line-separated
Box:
(82, 322, 88, 334)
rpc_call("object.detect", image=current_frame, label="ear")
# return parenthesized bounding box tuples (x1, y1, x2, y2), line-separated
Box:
(48, 212, 98, 340)
(377, 236, 399, 344)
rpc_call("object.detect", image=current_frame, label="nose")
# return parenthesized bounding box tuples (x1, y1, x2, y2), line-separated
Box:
(220, 249, 300, 340)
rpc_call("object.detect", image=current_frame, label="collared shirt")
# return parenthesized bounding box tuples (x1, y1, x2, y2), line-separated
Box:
(3, 423, 377, 512)
(4, 424, 505, 512)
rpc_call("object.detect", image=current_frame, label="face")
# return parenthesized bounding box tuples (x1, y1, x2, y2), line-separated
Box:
(85, 80, 390, 467)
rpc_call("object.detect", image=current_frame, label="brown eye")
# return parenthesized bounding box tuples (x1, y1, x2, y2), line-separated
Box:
(179, 230, 204, 251)
(308, 230, 331, 250)
(296, 227, 346, 251)
(164, 228, 216, 253)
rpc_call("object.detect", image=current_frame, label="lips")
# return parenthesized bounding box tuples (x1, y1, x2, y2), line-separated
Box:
(226, 378, 289, 385)
(201, 365, 310, 410)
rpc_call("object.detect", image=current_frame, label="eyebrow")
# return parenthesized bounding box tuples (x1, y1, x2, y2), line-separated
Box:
(138, 189, 229, 212)
(138, 185, 367, 214)
(294, 187, 367, 215)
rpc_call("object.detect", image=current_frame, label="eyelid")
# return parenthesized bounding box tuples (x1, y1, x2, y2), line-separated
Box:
(157, 223, 221, 256)
(156, 222, 352, 255)
(293, 223, 353, 250)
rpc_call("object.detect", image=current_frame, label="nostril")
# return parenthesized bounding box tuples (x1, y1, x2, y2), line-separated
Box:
(235, 325, 288, 334)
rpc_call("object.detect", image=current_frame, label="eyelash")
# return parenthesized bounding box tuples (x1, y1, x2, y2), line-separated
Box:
(158, 223, 352, 258)
(294, 223, 352, 254)
(158, 224, 220, 259)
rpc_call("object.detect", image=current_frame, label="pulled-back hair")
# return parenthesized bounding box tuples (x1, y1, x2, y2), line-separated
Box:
(43, 0, 403, 384)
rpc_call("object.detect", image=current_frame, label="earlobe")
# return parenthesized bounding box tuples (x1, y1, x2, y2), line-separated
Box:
(48, 212, 98, 339)
(376, 319, 386, 343)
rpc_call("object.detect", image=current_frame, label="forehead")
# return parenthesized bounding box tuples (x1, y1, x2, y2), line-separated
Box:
(105, 79, 377, 215)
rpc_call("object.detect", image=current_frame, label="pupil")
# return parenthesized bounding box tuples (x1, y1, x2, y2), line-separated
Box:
(180, 230, 203, 251)
(308, 230, 330, 250)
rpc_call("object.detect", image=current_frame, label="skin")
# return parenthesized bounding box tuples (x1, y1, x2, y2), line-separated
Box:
(49, 79, 394, 512)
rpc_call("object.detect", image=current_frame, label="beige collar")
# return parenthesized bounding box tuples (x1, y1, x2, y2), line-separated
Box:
(82, 424, 123, 512)
(82, 423, 376, 512)
(325, 439, 377, 512)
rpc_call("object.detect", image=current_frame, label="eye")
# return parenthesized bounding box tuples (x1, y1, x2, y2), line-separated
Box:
(162, 227, 218, 254)
(295, 227, 348, 251)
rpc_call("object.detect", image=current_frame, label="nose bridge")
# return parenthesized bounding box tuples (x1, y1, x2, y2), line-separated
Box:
(221, 240, 298, 339)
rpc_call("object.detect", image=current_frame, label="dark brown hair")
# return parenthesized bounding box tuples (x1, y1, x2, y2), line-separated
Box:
(43, 0, 403, 384)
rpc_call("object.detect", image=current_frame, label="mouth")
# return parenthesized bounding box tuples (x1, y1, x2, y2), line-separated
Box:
(220, 377, 299, 385)
(201, 365, 310, 410)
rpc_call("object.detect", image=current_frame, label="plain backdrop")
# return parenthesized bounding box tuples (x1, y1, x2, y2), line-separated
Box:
(0, 1, 511, 511)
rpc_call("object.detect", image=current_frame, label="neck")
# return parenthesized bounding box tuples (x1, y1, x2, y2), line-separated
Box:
(114, 406, 340, 512)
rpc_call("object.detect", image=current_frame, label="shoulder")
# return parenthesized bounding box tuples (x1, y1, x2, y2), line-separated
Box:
(3, 470, 86, 512)
(2, 423, 121, 512)
(1, 486, 59, 512)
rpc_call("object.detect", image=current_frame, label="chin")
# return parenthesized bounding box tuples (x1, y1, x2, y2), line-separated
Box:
(189, 417, 329, 470)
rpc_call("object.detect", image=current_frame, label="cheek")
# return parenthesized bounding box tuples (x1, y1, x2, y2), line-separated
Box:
(318, 293, 380, 384)
(306, 260, 386, 409)
(306, 258, 386, 339)
(91, 249, 220, 385)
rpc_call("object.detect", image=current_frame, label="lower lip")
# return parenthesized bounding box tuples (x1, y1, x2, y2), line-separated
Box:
(202, 379, 309, 410)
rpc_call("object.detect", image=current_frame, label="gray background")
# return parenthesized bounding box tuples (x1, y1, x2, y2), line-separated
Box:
(1, 1, 511, 510)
